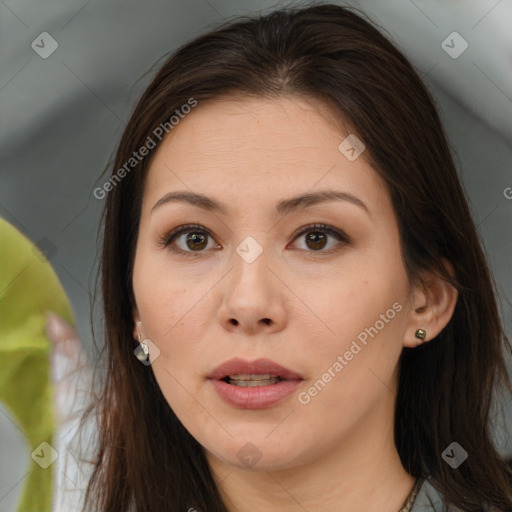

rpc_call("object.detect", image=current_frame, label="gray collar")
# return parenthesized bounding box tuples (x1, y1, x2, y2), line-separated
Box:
(410, 478, 456, 511)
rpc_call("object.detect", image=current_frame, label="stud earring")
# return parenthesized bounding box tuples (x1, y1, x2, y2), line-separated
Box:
(135, 333, 149, 362)
(415, 328, 427, 341)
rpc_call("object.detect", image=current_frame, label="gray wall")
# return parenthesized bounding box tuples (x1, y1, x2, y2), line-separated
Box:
(1, 1, 511, 511)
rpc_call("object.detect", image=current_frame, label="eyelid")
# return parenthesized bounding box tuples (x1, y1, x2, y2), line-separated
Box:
(160, 223, 211, 247)
(291, 223, 350, 244)
(157, 223, 219, 257)
(159, 222, 350, 255)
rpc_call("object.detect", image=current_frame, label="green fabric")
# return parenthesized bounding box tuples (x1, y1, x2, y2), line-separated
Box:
(0, 218, 74, 512)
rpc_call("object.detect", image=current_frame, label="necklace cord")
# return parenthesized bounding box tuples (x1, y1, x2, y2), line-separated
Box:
(397, 477, 423, 512)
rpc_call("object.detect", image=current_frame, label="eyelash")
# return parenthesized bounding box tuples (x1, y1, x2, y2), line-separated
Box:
(158, 223, 350, 257)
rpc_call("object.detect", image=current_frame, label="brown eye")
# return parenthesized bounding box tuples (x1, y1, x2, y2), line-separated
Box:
(291, 223, 349, 253)
(304, 231, 328, 250)
(160, 222, 349, 257)
(161, 224, 218, 256)
(185, 232, 208, 251)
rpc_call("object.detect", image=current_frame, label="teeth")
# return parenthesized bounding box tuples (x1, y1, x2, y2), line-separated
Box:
(228, 377, 281, 387)
(250, 374, 272, 380)
(227, 374, 273, 381)
(227, 374, 251, 381)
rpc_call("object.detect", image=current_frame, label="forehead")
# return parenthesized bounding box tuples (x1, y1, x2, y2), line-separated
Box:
(142, 95, 390, 218)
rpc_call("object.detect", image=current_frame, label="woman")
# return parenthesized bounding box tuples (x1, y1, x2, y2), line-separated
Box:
(73, 3, 512, 511)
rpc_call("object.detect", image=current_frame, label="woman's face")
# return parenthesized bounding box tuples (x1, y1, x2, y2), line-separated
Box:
(132, 95, 418, 473)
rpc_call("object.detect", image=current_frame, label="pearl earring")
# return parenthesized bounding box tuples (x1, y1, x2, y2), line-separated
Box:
(135, 333, 149, 361)
(415, 329, 427, 341)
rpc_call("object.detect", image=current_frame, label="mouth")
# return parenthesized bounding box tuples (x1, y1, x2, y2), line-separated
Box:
(207, 357, 304, 384)
(207, 357, 304, 409)
(220, 374, 286, 387)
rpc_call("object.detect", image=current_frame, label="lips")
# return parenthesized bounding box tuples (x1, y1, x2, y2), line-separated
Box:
(207, 357, 304, 409)
(207, 357, 304, 382)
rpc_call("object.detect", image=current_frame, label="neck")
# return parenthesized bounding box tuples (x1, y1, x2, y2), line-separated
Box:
(206, 390, 416, 512)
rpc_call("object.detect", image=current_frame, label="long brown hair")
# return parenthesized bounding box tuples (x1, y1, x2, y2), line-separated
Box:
(82, 3, 512, 511)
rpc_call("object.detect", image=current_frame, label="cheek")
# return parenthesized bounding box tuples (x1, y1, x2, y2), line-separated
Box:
(137, 283, 207, 358)
(294, 273, 408, 404)
(292, 267, 397, 350)
(133, 245, 189, 331)
(133, 278, 211, 380)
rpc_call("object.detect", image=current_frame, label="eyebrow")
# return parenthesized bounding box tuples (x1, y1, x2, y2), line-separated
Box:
(151, 189, 371, 217)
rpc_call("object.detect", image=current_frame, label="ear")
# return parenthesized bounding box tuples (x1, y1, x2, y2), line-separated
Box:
(403, 258, 459, 348)
(132, 308, 142, 340)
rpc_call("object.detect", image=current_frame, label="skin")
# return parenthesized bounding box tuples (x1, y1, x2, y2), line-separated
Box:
(132, 95, 458, 512)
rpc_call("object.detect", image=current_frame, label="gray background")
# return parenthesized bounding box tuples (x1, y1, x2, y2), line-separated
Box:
(1, 1, 511, 510)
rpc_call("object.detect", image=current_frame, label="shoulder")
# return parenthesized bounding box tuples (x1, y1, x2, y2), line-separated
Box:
(410, 478, 507, 512)
(410, 478, 457, 511)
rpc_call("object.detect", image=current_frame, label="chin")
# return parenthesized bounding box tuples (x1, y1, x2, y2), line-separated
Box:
(204, 433, 310, 472)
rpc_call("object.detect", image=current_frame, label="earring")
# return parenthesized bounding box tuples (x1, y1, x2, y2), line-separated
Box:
(135, 333, 149, 362)
(415, 329, 427, 341)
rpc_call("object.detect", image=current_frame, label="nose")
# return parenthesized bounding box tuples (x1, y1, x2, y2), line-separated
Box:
(217, 241, 288, 336)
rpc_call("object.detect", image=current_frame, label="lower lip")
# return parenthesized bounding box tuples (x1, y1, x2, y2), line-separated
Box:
(209, 378, 303, 409)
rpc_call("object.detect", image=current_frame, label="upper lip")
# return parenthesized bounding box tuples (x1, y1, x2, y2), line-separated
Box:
(207, 357, 304, 381)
